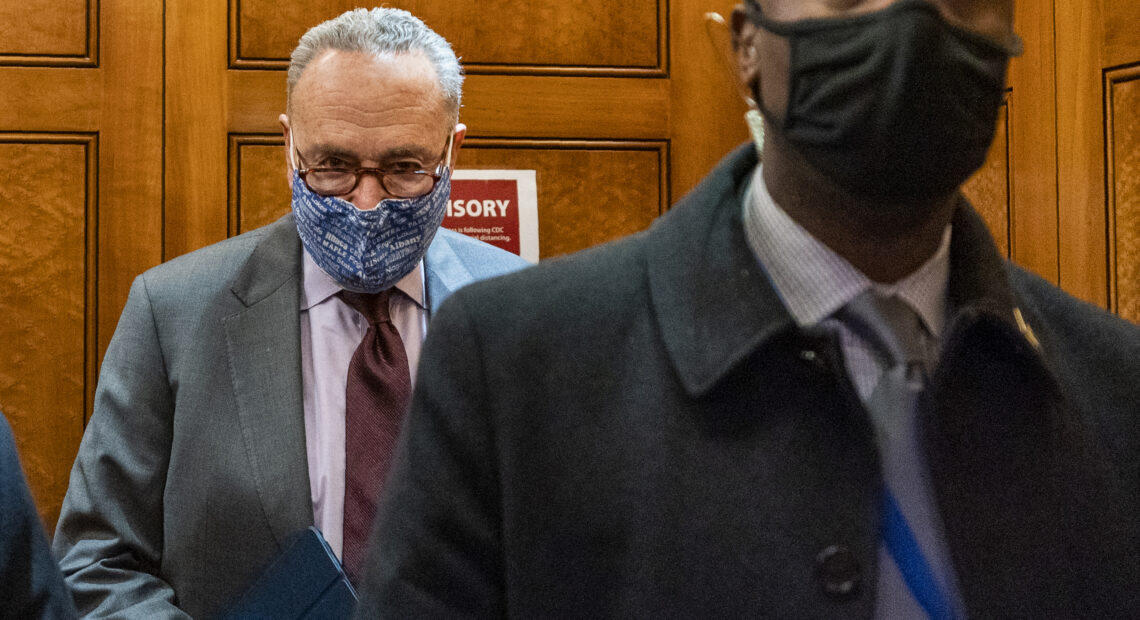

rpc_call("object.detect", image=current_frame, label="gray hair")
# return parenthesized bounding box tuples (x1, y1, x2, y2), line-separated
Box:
(287, 8, 463, 121)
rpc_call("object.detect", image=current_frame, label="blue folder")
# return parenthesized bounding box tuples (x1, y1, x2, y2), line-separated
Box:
(220, 526, 358, 619)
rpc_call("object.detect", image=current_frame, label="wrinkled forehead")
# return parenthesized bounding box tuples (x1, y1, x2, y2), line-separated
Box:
(751, 0, 1014, 37)
(289, 49, 450, 119)
(290, 50, 449, 123)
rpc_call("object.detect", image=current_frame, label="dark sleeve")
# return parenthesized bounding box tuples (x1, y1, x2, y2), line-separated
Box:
(51, 276, 190, 619)
(0, 414, 78, 620)
(353, 290, 505, 619)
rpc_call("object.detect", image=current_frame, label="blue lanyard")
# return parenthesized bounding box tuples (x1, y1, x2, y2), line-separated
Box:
(882, 490, 961, 620)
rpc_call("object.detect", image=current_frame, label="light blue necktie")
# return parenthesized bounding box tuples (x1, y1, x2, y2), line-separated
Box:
(842, 292, 962, 620)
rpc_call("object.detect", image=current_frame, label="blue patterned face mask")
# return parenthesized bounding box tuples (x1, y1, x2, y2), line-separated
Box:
(290, 166, 451, 293)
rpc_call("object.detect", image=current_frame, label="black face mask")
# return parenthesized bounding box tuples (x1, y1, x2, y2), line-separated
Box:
(745, 0, 1020, 201)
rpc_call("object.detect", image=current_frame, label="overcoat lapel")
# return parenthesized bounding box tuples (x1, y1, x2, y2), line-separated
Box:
(924, 204, 1136, 612)
(647, 146, 796, 397)
(222, 215, 312, 548)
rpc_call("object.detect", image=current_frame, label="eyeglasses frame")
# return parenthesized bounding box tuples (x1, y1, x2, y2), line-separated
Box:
(287, 131, 455, 199)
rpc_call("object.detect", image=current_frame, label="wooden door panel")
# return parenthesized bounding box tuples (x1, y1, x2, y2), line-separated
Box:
(1007, 0, 1057, 282)
(459, 140, 668, 259)
(0, 0, 163, 530)
(1055, 0, 1106, 305)
(230, 135, 290, 236)
(0, 70, 100, 129)
(1103, 1, 1140, 66)
(461, 76, 670, 139)
(1055, 0, 1140, 314)
(234, 0, 666, 74)
(166, 0, 230, 260)
(0, 136, 96, 529)
(169, 0, 688, 257)
(1108, 69, 1140, 321)
(0, 0, 96, 65)
(962, 104, 1011, 259)
(668, 0, 749, 201)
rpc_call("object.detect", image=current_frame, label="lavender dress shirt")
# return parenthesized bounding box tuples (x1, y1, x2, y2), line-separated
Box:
(298, 251, 427, 560)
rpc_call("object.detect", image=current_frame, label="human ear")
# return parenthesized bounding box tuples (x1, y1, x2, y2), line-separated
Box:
(279, 114, 295, 182)
(449, 123, 467, 168)
(731, 6, 762, 105)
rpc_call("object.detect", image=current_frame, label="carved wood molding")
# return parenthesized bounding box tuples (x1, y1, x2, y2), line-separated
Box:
(227, 133, 284, 238)
(227, 0, 667, 77)
(464, 138, 671, 216)
(1105, 64, 1140, 320)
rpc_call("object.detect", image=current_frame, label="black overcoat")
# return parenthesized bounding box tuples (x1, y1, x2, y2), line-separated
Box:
(357, 146, 1140, 618)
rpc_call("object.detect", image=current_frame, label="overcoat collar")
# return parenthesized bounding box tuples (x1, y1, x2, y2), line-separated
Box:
(647, 145, 1058, 398)
(647, 146, 796, 397)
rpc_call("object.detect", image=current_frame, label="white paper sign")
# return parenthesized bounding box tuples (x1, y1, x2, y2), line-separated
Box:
(446, 169, 539, 263)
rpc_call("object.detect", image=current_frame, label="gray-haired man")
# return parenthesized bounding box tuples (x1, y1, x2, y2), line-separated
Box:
(53, 8, 526, 618)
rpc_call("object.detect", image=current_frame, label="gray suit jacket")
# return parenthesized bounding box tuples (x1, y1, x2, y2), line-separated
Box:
(52, 214, 527, 618)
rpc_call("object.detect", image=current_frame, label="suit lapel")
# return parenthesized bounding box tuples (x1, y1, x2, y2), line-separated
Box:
(223, 215, 312, 547)
(423, 230, 473, 315)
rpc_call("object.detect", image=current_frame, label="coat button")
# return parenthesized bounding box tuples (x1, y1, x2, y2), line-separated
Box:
(815, 545, 861, 598)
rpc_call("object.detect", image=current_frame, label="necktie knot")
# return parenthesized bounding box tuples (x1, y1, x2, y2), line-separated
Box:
(339, 289, 393, 325)
(841, 290, 963, 617)
(842, 291, 932, 387)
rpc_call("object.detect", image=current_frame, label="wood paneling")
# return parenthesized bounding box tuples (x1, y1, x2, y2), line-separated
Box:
(461, 76, 671, 139)
(166, 0, 230, 260)
(0, 136, 95, 529)
(230, 135, 290, 235)
(225, 72, 672, 139)
(1056, 0, 1108, 306)
(233, 0, 666, 75)
(460, 140, 668, 258)
(1053, 0, 1108, 305)
(1103, 1, 1140, 68)
(0, 69, 101, 130)
(1108, 69, 1140, 322)
(962, 103, 1011, 258)
(669, 0, 749, 200)
(169, 0, 742, 259)
(0, 0, 163, 531)
(1007, 0, 1057, 281)
(0, 0, 97, 66)
(1054, 0, 1140, 312)
(98, 0, 165, 352)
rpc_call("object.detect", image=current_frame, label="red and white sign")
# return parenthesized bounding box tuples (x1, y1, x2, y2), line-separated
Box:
(445, 170, 539, 263)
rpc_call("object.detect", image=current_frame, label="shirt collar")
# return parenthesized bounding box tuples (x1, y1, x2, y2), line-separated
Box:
(300, 249, 426, 311)
(743, 164, 951, 338)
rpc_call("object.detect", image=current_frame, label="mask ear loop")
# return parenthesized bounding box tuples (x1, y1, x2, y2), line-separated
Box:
(442, 131, 455, 173)
(286, 130, 300, 173)
(703, 11, 764, 155)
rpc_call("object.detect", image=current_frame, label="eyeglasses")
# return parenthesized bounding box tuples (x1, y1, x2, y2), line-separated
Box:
(289, 132, 454, 199)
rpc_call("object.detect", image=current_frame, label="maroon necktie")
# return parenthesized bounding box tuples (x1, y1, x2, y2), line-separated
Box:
(337, 289, 411, 584)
